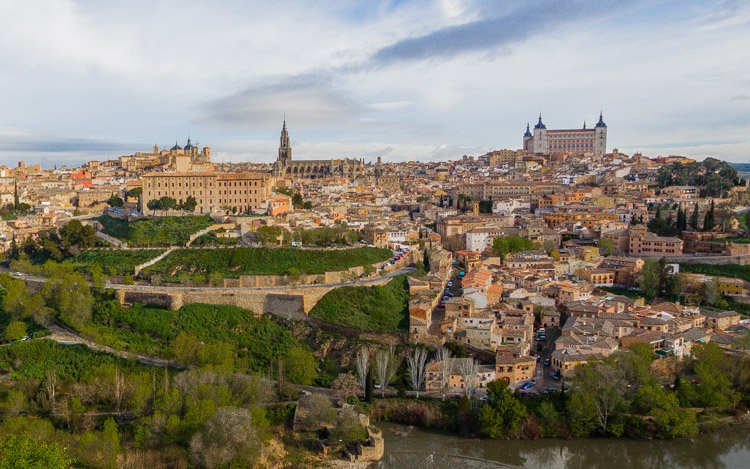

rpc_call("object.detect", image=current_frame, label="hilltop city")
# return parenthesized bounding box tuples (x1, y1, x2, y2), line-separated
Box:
(0, 114, 749, 466)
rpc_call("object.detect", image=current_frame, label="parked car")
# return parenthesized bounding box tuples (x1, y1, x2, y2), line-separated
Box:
(520, 381, 534, 390)
(543, 358, 551, 366)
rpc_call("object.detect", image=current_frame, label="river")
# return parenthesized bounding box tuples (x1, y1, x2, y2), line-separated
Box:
(377, 422, 750, 468)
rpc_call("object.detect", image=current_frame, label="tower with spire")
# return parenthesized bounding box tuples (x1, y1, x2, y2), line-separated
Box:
(278, 118, 292, 166)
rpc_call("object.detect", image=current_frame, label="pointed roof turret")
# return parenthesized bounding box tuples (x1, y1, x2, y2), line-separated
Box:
(583, 121, 587, 129)
(596, 111, 607, 128)
(534, 113, 546, 129)
(524, 122, 532, 137)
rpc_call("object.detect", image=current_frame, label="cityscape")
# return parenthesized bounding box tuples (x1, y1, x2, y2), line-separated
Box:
(0, 1, 749, 468)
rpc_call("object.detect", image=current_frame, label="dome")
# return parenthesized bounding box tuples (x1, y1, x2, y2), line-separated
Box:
(184, 138, 194, 150)
(170, 141, 182, 151)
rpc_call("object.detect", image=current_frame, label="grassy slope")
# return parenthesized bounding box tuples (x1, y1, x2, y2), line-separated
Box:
(679, 263, 750, 282)
(89, 302, 302, 370)
(308, 275, 409, 333)
(71, 249, 164, 276)
(142, 246, 392, 279)
(97, 215, 213, 246)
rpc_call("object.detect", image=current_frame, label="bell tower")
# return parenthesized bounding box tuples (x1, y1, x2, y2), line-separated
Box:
(278, 118, 292, 166)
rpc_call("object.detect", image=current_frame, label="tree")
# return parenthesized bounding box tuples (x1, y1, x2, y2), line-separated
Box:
(492, 236, 539, 262)
(107, 194, 124, 208)
(690, 203, 700, 230)
(598, 237, 616, 257)
(478, 380, 527, 438)
(0, 433, 72, 469)
(292, 192, 304, 209)
(458, 358, 479, 398)
(435, 347, 454, 400)
(423, 249, 431, 272)
(58, 220, 97, 254)
(355, 347, 370, 392)
(676, 206, 687, 232)
(171, 332, 201, 366)
(181, 195, 198, 212)
(146, 199, 161, 215)
(406, 347, 428, 398)
(41, 271, 94, 328)
(373, 346, 399, 397)
(331, 372, 359, 401)
(282, 345, 318, 385)
(190, 407, 263, 468)
(4, 321, 27, 342)
(634, 383, 697, 438)
(159, 196, 177, 214)
(536, 401, 561, 437)
(125, 187, 142, 202)
(703, 200, 715, 232)
(302, 201, 313, 210)
(568, 362, 627, 436)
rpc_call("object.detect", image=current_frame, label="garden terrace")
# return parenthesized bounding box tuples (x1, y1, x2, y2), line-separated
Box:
(71, 249, 164, 277)
(96, 214, 213, 246)
(141, 246, 392, 282)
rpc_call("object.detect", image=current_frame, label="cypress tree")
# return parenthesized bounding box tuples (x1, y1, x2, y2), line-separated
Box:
(655, 205, 662, 220)
(677, 206, 687, 232)
(690, 203, 699, 230)
(703, 200, 715, 232)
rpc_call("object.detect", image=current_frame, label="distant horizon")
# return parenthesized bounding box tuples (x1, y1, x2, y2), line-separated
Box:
(1, 1, 748, 166)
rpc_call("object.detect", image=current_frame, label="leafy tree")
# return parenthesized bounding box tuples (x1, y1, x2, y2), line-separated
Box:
(536, 401, 561, 437)
(598, 237, 616, 257)
(331, 372, 360, 401)
(478, 380, 527, 438)
(292, 192, 304, 209)
(633, 383, 697, 438)
(159, 196, 178, 214)
(282, 345, 318, 385)
(0, 433, 72, 469)
(4, 321, 27, 342)
(181, 195, 198, 212)
(125, 187, 142, 202)
(676, 206, 687, 232)
(423, 249, 431, 272)
(146, 199, 161, 215)
(107, 195, 124, 208)
(492, 236, 539, 261)
(640, 258, 680, 300)
(302, 201, 313, 209)
(172, 332, 201, 366)
(58, 220, 97, 254)
(41, 271, 94, 328)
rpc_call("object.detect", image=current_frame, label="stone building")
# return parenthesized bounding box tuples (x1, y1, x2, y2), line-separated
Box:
(119, 139, 211, 173)
(523, 113, 607, 158)
(272, 120, 366, 179)
(142, 171, 274, 215)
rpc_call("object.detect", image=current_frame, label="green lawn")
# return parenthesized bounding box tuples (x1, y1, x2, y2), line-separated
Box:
(308, 275, 409, 333)
(71, 249, 164, 276)
(89, 302, 303, 370)
(141, 246, 392, 282)
(679, 263, 750, 282)
(97, 214, 213, 246)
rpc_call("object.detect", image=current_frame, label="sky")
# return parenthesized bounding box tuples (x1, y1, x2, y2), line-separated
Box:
(0, 0, 749, 167)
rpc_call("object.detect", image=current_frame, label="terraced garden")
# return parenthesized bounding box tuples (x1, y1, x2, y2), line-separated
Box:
(140, 246, 392, 282)
(71, 249, 164, 276)
(97, 214, 213, 246)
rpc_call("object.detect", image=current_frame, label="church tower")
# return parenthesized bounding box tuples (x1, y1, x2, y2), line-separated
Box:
(278, 118, 292, 166)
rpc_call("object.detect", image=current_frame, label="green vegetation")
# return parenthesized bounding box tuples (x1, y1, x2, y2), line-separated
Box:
(640, 257, 683, 300)
(142, 246, 391, 282)
(599, 285, 644, 299)
(71, 249, 164, 276)
(679, 263, 750, 282)
(492, 236, 540, 261)
(191, 231, 239, 247)
(97, 214, 213, 246)
(90, 301, 313, 373)
(309, 276, 409, 333)
(657, 157, 741, 197)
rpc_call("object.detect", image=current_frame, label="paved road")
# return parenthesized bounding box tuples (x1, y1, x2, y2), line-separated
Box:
(4, 267, 414, 293)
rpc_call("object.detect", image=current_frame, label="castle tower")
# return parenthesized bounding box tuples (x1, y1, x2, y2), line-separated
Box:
(523, 122, 533, 152)
(594, 112, 607, 158)
(532, 114, 547, 154)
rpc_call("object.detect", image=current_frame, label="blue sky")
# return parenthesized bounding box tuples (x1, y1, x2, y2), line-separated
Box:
(0, 0, 748, 166)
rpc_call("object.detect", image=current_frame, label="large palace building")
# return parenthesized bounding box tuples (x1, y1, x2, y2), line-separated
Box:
(142, 171, 274, 215)
(272, 120, 365, 179)
(523, 113, 607, 158)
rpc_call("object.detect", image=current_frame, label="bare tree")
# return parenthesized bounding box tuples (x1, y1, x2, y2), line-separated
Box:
(355, 347, 370, 392)
(114, 366, 125, 415)
(45, 369, 57, 415)
(435, 347, 454, 400)
(373, 346, 399, 398)
(458, 358, 479, 398)
(407, 347, 428, 398)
